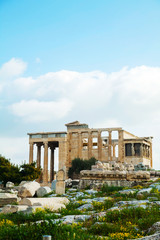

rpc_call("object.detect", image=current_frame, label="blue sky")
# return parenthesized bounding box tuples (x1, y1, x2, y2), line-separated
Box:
(0, 0, 160, 169)
(1, 0, 160, 73)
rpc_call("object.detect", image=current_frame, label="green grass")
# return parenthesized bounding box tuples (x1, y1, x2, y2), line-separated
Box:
(0, 221, 102, 240)
(0, 182, 159, 240)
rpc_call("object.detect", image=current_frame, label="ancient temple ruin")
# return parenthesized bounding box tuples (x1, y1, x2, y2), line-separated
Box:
(28, 121, 153, 183)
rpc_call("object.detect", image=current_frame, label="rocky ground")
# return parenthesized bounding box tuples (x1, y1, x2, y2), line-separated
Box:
(0, 179, 160, 240)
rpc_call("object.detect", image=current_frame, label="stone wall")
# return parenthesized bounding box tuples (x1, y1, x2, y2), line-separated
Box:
(79, 169, 150, 189)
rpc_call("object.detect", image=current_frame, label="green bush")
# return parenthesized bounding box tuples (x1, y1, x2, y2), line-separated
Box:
(105, 206, 160, 226)
(101, 184, 124, 195)
(68, 157, 97, 178)
(92, 200, 114, 211)
(88, 223, 120, 236)
(0, 209, 58, 225)
(0, 154, 41, 184)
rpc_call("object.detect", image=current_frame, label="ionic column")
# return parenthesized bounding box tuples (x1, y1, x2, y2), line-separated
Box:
(143, 145, 145, 157)
(150, 143, 153, 168)
(29, 143, 34, 164)
(88, 132, 92, 159)
(78, 132, 82, 158)
(108, 131, 112, 161)
(131, 143, 135, 156)
(144, 145, 147, 157)
(146, 146, 149, 158)
(68, 133, 72, 167)
(37, 144, 41, 168)
(113, 144, 116, 157)
(50, 147, 55, 182)
(43, 142, 48, 183)
(118, 130, 124, 162)
(98, 131, 102, 161)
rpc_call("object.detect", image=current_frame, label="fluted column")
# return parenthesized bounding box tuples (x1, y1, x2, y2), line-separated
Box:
(29, 143, 34, 164)
(50, 147, 55, 182)
(118, 130, 124, 162)
(98, 131, 102, 161)
(113, 144, 116, 157)
(146, 146, 149, 158)
(78, 132, 82, 158)
(108, 131, 112, 161)
(37, 144, 41, 168)
(43, 142, 48, 183)
(150, 143, 153, 168)
(88, 132, 92, 159)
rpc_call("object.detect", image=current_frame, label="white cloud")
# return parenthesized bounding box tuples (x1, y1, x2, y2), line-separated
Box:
(115, 65, 160, 105)
(10, 99, 74, 122)
(0, 58, 27, 80)
(1, 59, 160, 169)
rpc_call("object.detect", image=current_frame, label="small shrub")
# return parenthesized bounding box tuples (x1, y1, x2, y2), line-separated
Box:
(89, 223, 120, 236)
(108, 232, 144, 240)
(101, 184, 124, 195)
(93, 200, 114, 211)
(68, 157, 97, 178)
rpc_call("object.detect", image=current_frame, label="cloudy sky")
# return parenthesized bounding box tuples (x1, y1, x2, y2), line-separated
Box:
(0, 0, 160, 169)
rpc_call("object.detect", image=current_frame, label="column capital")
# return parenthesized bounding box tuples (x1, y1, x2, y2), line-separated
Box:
(43, 141, 48, 147)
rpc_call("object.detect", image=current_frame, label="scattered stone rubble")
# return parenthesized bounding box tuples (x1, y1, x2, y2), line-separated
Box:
(18, 181, 41, 198)
(79, 161, 159, 189)
(0, 178, 160, 239)
(0, 181, 68, 213)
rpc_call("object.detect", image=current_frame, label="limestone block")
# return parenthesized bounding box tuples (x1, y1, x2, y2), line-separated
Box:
(56, 169, 65, 194)
(19, 197, 69, 207)
(77, 203, 93, 210)
(115, 200, 149, 207)
(19, 181, 28, 186)
(85, 189, 97, 195)
(60, 215, 91, 224)
(6, 182, 14, 188)
(119, 189, 136, 195)
(36, 187, 52, 197)
(56, 181, 65, 195)
(1, 205, 28, 214)
(65, 178, 72, 187)
(148, 221, 160, 233)
(126, 171, 150, 181)
(18, 181, 41, 198)
(57, 169, 65, 181)
(0, 193, 18, 207)
(138, 188, 152, 195)
(150, 183, 160, 191)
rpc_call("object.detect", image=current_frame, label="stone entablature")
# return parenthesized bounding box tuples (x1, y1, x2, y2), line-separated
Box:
(80, 170, 150, 181)
(28, 121, 153, 183)
(29, 132, 67, 139)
